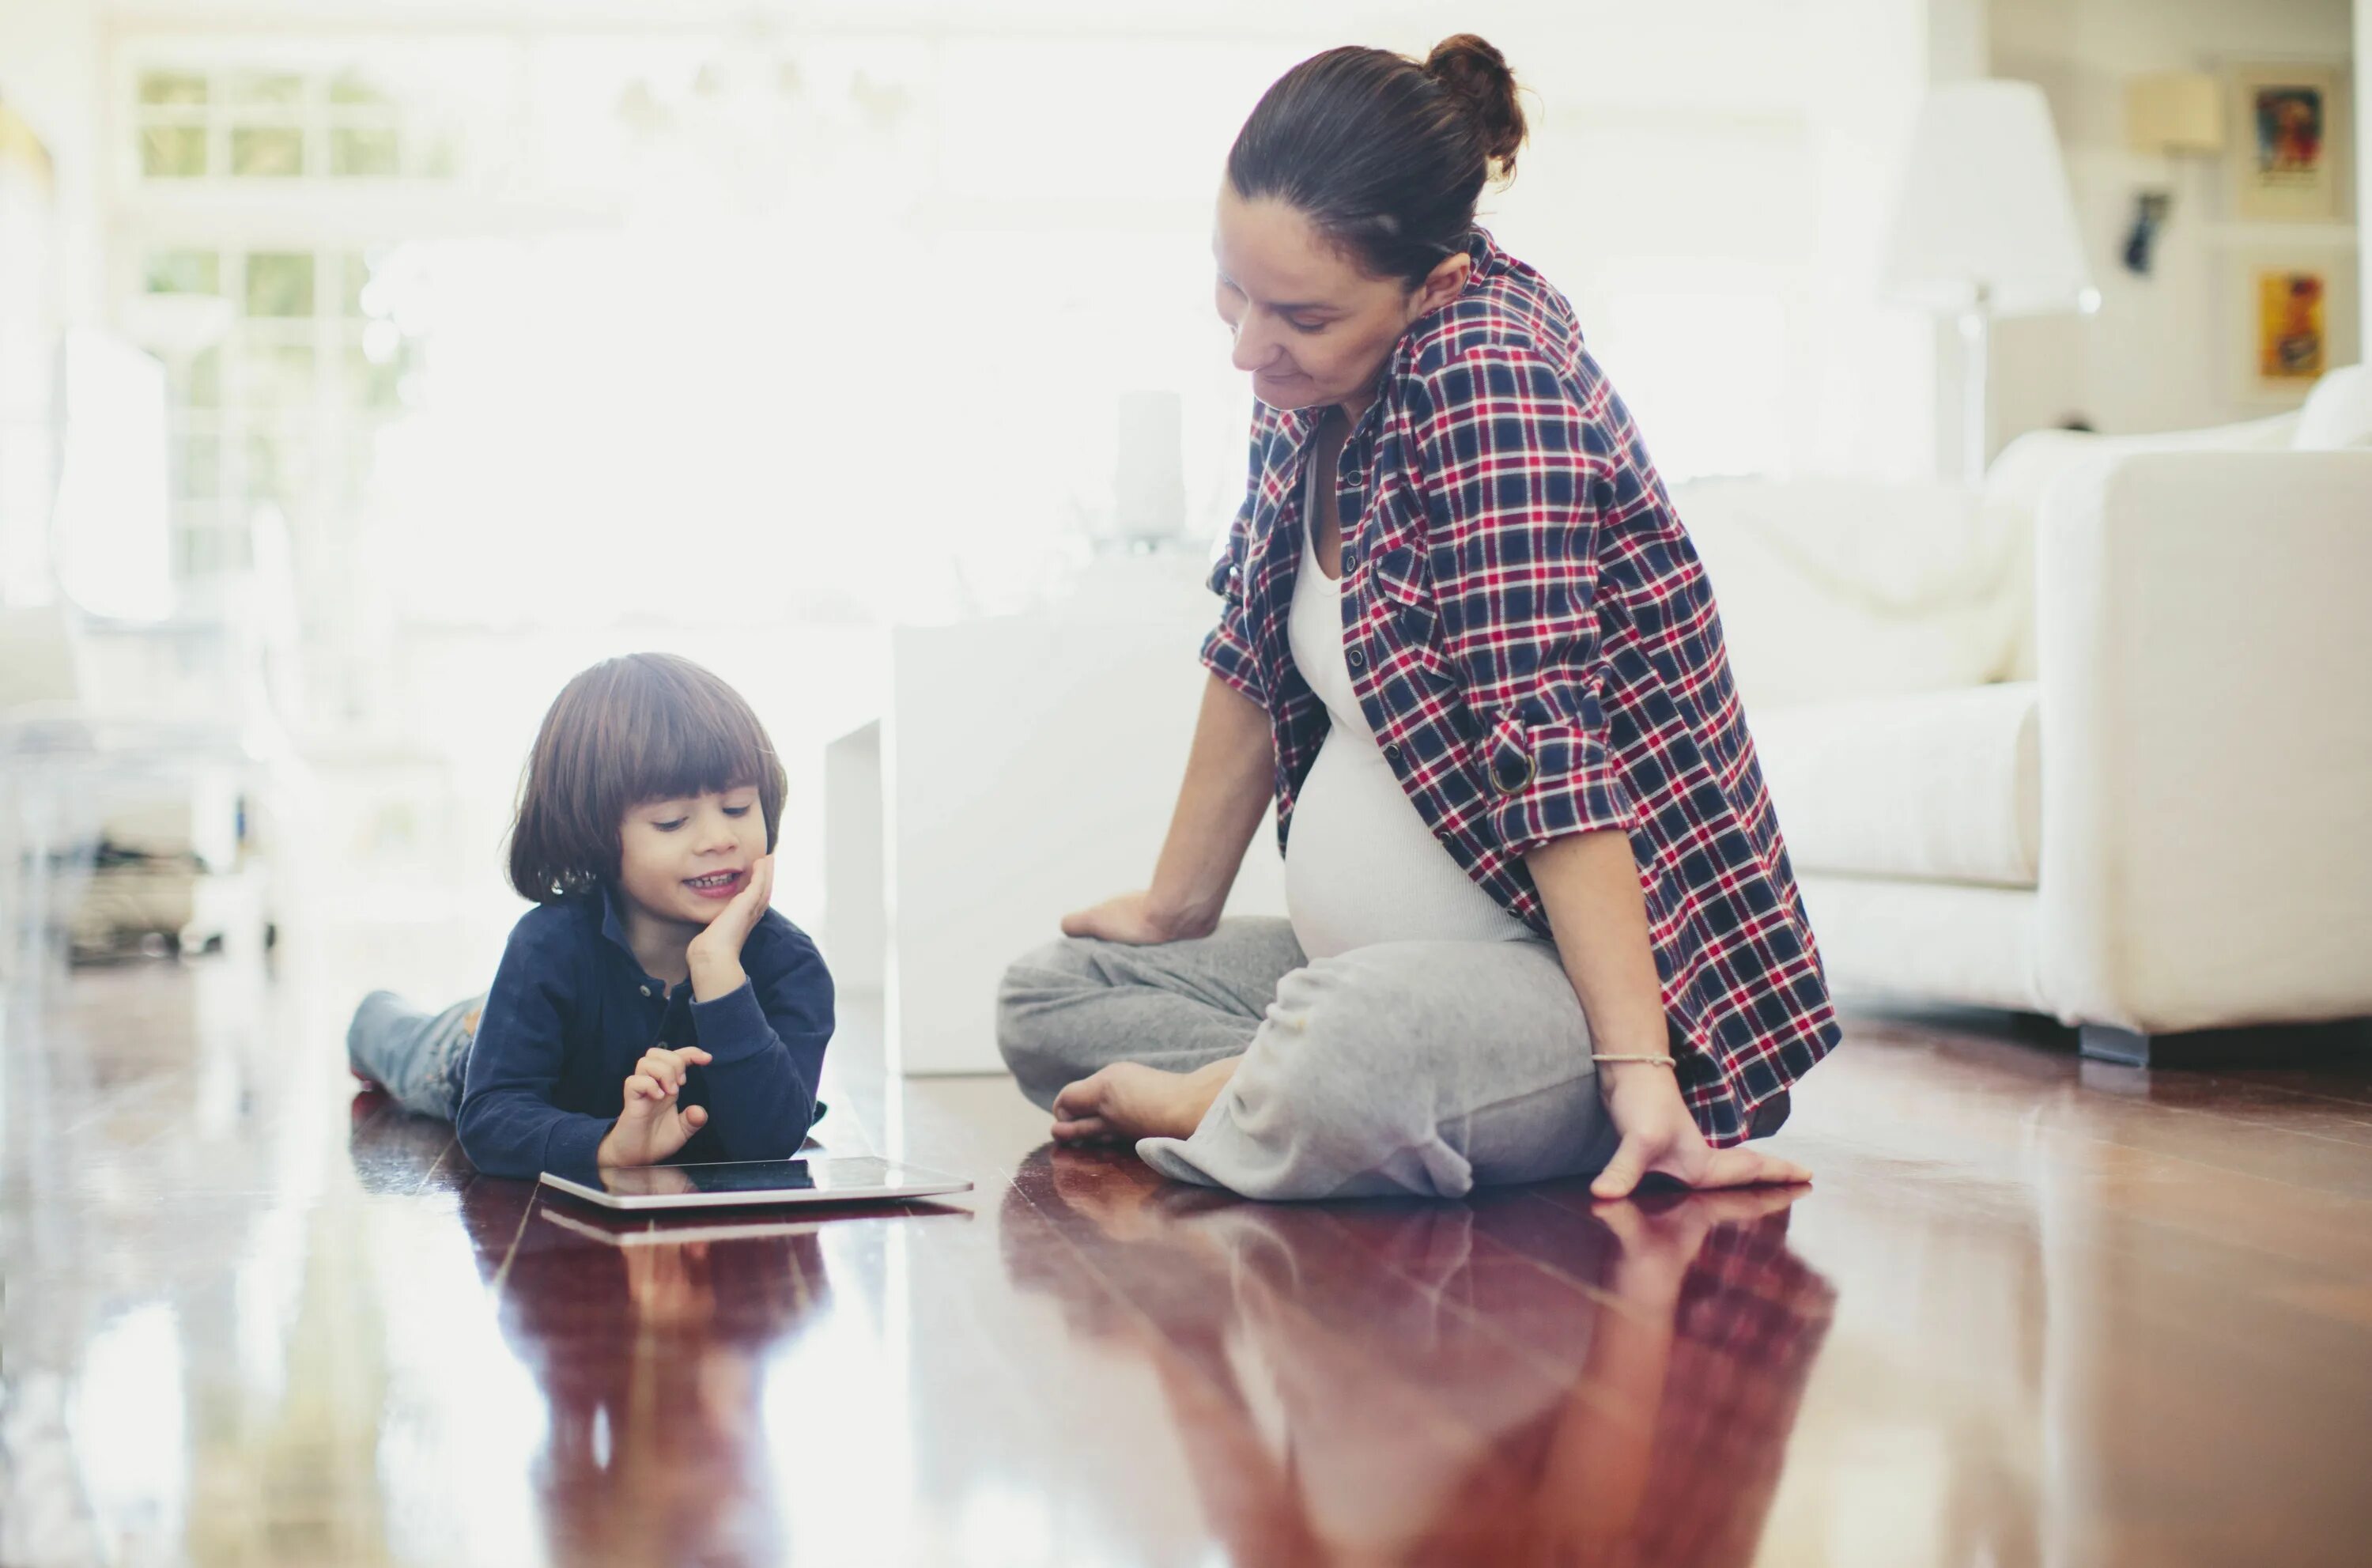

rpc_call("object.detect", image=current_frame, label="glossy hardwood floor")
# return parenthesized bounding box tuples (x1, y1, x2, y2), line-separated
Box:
(7, 931, 2372, 1566)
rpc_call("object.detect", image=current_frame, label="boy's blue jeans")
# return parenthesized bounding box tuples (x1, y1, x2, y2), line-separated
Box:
(347, 991, 484, 1120)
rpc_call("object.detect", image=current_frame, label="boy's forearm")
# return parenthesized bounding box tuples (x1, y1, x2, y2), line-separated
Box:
(703, 1005, 825, 1154)
(460, 1090, 612, 1178)
(689, 980, 826, 1159)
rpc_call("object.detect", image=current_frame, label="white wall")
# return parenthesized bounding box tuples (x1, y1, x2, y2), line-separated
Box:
(1928, 0, 1993, 478)
(1989, 0, 2358, 446)
(0, 3, 105, 603)
(0, 2, 103, 326)
(2362, 0, 2371, 321)
(1477, 0, 1941, 479)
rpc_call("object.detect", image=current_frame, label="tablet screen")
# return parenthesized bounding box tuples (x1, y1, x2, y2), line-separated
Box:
(601, 1160, 814, 1197)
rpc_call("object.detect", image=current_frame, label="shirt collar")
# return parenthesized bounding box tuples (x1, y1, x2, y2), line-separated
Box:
(594, 883, 667, 989)
(1463, 223, 1503, 279)
(1384, 225, 1498, 385)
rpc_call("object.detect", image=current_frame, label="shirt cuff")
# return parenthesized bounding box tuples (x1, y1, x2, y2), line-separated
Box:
(1484, 717, 1639, 857)
(1199, 619, 1267, 712)
(689, 978, 775, 1064)
(544, 1112, 615, 1177)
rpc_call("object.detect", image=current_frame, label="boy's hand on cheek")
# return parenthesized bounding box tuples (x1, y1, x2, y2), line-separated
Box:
(596, 1045, 715, 1166)
(687, 853, 774, 1002)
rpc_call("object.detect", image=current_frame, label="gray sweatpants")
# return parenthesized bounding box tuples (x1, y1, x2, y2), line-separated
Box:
(995, 917, 1622, 1201)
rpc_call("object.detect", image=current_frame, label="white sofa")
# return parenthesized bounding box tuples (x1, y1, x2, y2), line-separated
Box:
(1676, 366, 2372, 1064)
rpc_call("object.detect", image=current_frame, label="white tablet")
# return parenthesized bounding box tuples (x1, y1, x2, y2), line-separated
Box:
(538, 1155, 972, 1211)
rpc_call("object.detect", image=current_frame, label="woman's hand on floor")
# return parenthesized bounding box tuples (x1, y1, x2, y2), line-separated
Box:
(1061, 891, 1212, 946)
(597, 1045, 715, 1167)
(1589, 1060, 1811, 1200)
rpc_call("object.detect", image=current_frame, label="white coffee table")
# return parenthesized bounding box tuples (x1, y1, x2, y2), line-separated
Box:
(822, 552, 1288, 1076)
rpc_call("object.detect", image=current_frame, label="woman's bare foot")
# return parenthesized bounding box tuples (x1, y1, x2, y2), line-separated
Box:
(1051, 1058, 1239, 1146)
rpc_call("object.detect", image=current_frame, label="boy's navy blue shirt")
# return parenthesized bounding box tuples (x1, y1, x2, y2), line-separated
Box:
(455, 886, 833, 1180)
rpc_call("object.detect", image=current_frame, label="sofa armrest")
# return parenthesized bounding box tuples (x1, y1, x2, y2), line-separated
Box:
(1989, 418, 2304, 680)
(2034, 448, 2372, 1031)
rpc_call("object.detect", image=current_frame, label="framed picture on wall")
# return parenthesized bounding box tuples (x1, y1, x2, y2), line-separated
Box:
(2229, 62, 2350, 223)
(2230, 253, 2360, 405)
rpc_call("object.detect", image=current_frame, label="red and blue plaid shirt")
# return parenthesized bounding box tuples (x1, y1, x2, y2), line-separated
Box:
(1201, 229, 1838, 1146)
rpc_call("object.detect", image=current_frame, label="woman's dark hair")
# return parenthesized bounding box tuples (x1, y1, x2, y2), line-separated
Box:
(1226, 35, 1528, 286)
(505, 652, 788, 902)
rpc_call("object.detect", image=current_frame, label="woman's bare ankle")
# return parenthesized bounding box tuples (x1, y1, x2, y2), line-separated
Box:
(1177, 1056, 1241, 1130)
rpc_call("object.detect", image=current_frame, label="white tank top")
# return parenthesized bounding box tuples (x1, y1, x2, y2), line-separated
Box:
(1283, 466, 1534, 961)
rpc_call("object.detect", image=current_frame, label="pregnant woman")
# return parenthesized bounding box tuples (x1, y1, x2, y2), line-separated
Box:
(998, 36, 1838, 1201)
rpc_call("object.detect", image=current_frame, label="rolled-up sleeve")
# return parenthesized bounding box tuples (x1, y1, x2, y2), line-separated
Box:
(1197, 420, 1269, 712)
(1414, 345, 1637, 857)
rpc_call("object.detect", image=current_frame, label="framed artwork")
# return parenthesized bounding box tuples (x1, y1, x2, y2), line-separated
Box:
(2230, 254, 2360, 405)
(2229, 62, 2350, 222)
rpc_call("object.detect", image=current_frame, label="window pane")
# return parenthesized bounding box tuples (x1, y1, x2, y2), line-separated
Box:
(417, 134, 463, 179)
(228, 73, 304, 107)
(179, 522, 251, 577)
(141, 126, 208, 179)
(339, 254, 373, 319)
(244, 253, 316, 318)
(138, 72, 209, 108)
(231, 125, 306, 177)
(338, 432, 382, 509)
(344, 337, 409, 411)
(244, 431, 312, 504)
(145, 250, 220, 295)
(177, 432, 221, 500)
(249, 342, 319, 410)
(330, 127, 400, 178)
(327, 71, 391, 108)
(186, 347, 223, 410)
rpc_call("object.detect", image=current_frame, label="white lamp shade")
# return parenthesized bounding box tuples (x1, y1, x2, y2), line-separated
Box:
(1881, 80, 2094, 318)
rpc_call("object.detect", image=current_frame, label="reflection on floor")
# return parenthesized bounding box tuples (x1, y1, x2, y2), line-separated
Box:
(7, 935, 2372, 1567)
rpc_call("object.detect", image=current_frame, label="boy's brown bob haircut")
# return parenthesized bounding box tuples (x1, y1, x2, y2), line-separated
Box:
(505, 652, 787, 903)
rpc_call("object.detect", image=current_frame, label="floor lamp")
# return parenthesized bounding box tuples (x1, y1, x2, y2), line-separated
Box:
(1881, 81, 2098, 485)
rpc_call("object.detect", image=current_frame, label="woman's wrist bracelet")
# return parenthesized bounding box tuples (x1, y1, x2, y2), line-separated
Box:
(1590, 1053, 1677, 1067)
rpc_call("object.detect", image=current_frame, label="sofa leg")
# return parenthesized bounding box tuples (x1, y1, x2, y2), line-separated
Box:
(2011, 1011, 2080, 1048)
(2076, 1018, 2372, 1069)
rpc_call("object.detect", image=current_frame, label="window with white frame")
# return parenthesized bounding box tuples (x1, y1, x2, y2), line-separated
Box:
(113, 27, 1299, 651)
(138, 244, 422, 578)
(113, 36, 505, 729)
(130, 60, 465, 183)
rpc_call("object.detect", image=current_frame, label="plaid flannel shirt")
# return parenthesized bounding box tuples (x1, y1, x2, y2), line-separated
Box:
(1200, 229, 1838, 1146)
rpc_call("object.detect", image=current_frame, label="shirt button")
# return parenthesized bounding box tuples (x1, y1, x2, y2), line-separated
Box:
(640, 985, 652, 997)
(1384, 742, 1402, 761)
(1347, 648, 1365, 669)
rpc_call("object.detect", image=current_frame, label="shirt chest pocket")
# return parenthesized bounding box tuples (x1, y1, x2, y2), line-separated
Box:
(1359, 540, 1459, 693)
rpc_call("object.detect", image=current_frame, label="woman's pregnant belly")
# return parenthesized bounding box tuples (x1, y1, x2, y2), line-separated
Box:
(1285, 728, 1534, 962)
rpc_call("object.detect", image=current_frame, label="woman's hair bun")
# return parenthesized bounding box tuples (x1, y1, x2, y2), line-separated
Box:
(1423, 33, 1526, 177)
